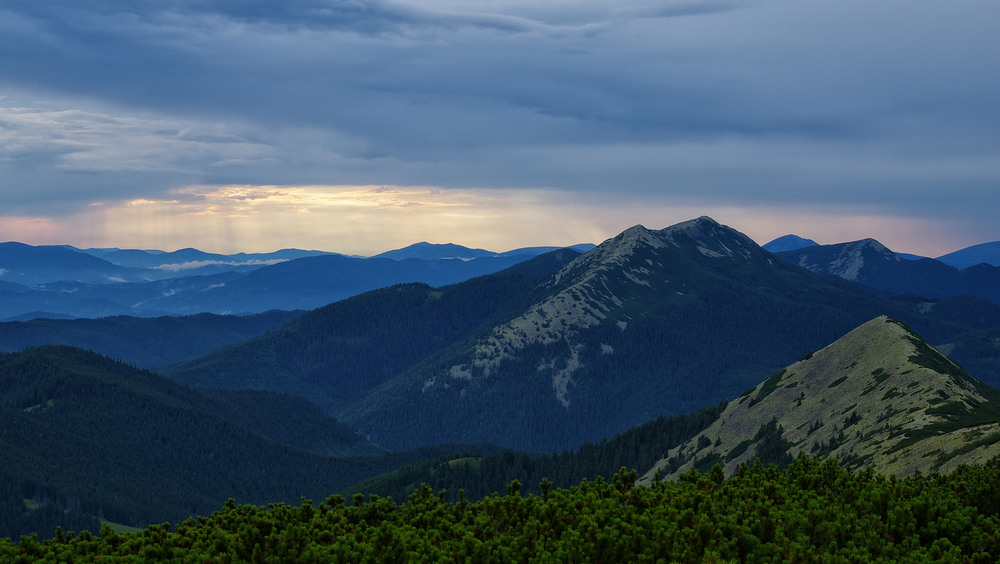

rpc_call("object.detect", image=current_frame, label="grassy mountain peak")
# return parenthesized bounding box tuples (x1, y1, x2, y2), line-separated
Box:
(642, 316, 1000, 481)
(442, 216, 765, 407)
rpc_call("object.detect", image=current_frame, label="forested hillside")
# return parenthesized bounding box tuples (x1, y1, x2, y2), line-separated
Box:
(0, 346, 497, 539)
(0, 310, 302, 369)
(343, 402, 726, 503)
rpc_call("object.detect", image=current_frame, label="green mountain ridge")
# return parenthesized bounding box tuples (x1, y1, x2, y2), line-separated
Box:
(642, 316, 1000, 481)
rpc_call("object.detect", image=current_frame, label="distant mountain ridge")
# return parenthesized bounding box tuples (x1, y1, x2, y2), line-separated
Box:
(373, 242, 596, 261)
(774, 239, 1000, 304)
(0, 242, 148, 285)
(937, 241, 1000, 269)
(641, 316, 1000, 481)
(762, 234, 819, 253)
(373, 242, 497, 261)
(0, 241, 594, 319)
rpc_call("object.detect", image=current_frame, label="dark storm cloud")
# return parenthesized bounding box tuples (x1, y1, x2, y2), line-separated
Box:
(1, 0, 999, 234)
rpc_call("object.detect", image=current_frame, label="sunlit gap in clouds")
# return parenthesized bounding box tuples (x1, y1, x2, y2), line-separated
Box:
(0, 185, 979, 257)
(16, 185, 608, 255)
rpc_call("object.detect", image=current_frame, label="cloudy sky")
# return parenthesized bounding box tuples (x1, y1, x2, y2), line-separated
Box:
(1, 0, 998, 256)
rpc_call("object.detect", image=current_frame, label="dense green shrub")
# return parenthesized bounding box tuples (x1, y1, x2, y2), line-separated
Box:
(4, 456, 1000, 562)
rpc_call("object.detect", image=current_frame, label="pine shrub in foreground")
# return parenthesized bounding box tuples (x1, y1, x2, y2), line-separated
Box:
(3, 456, 1000, 562)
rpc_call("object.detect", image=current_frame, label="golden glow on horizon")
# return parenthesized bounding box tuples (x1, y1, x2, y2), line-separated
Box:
(0, 185, 984, 257)
(0, 185, 607, 254)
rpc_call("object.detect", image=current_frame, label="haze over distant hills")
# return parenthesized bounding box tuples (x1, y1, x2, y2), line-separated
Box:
(0, 241, 592, 320)
(74, 246, 335, 274)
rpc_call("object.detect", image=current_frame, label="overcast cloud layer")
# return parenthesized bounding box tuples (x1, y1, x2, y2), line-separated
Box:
(1, 0, 998, 254)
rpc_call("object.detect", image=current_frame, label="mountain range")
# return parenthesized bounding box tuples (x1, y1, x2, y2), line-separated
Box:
(5, 230, 999, 322)
(764, 233, 1000, 268)
(5, 216, 1000, 541)
(372, 242, 594, 261)
(0, 242, 333, 285)
(162, 217, 1000, 453)
(0, 242, 592, 320)
(772, 239, 1000, 304)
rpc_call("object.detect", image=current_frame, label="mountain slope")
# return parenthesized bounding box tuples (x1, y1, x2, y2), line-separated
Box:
(0, 310, 302, 369)
(162, 249, 584, 413)
(641, 316, 1000, 481)
(426, 218, 776, 406)
(0, 346, 496, 538)
(774, 239, 1000, 304)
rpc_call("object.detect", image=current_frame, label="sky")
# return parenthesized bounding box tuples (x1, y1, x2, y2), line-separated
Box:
(1, 0, 998, 257)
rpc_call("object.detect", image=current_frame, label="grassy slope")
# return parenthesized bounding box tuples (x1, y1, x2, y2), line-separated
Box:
(643, 317, 1000, 481)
